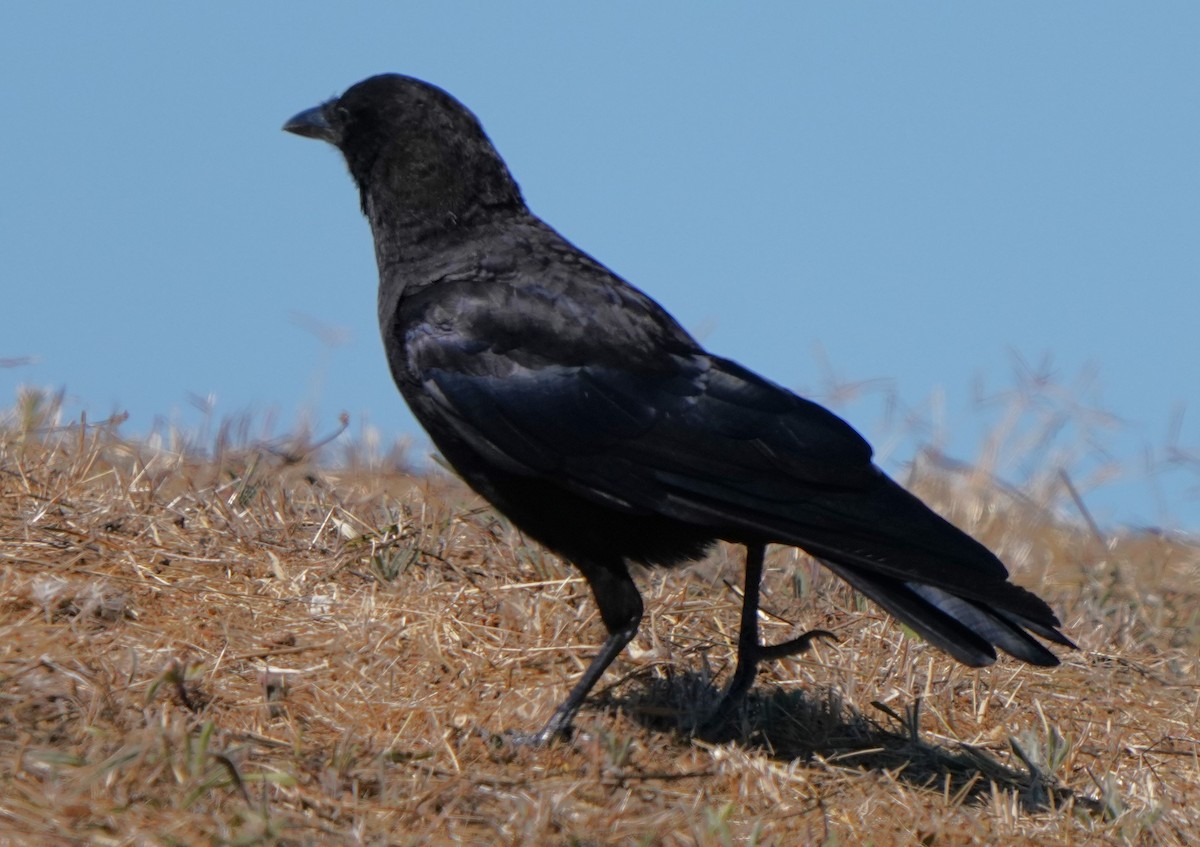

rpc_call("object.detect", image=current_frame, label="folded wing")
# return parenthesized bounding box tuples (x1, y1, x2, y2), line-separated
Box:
(416, 338, 1073, 666)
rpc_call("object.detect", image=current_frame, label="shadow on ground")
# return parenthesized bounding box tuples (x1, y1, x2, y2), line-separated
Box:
(595, 669, 1099, 815)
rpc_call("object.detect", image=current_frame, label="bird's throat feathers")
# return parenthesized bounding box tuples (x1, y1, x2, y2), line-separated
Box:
(352, 132, 524, 259)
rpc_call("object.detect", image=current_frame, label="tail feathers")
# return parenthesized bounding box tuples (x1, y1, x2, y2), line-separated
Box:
(1002, 611, 1077, 649)
(906, 584, 1071, 665)
(823, 560, 1072, 667)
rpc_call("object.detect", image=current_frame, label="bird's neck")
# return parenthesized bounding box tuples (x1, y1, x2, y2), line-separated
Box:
(361, 176, 523, 261)
(366, 193, 527, 282)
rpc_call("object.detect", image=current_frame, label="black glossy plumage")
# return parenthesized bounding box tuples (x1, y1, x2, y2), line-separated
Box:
(284, 74, 1074, 741)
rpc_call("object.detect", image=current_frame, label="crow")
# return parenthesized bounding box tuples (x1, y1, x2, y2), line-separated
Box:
(284, 74, 1073, 743)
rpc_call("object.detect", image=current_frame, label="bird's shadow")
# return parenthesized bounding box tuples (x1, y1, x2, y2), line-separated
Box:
(596, 669, 1097, 815)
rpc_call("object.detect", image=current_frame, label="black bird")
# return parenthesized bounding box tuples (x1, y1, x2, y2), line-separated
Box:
(284, 74, 1073, 742)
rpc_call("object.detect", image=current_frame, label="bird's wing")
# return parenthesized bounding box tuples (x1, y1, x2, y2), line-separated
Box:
(417, 312, 960, 572)
(401, 276, 864, 492)
(403, 278, 1071, 663)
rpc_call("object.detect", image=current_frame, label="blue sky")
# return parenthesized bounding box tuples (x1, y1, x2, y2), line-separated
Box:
(2, 4, 1197, 530)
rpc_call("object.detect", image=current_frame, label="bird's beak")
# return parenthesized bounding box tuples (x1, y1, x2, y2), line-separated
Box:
(283, 103, 340, 145)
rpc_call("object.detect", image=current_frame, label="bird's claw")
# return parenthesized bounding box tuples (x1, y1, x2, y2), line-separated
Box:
(757, 628, 838, 661)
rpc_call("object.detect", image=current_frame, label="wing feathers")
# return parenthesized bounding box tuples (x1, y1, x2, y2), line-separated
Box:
(419, 344, 1070, 663)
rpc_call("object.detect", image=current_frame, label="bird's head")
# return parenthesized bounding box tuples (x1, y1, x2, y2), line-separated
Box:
(284, 74, 523, 234)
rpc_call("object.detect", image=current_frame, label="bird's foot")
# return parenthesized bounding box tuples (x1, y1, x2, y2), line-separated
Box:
(485, 728, 560, 748)
(697, 628, 838, 740)
(478, 705, 578, 749)
(757, 628, 838, 660)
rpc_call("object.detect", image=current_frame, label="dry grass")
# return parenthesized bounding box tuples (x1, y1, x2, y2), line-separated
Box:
(2, 400, 1199, 847)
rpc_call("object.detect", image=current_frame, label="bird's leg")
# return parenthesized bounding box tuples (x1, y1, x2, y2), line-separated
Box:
(529, 618, 640, 744)
(522, 559, 643, 745)
(714, 542, 768, 714)
(705, 544, 835, 731)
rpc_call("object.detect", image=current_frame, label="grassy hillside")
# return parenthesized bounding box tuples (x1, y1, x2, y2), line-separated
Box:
(1, 405, 1198, 846)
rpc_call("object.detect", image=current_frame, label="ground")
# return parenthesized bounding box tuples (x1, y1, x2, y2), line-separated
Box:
(1, 408, 1198, 846)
